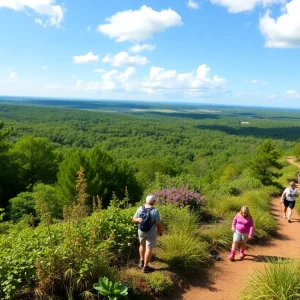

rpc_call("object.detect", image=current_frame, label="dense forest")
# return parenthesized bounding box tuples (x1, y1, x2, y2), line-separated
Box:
(1, 100, 300, 299)
(0, 100, 300, 215)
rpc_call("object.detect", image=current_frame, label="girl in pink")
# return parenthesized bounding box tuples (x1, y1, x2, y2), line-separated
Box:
(229, 206, 254, 261)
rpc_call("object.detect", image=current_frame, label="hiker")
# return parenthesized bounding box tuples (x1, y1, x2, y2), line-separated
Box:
(281, 181, 299, 223)
(229, 205, 254, 261)
(298, 172, 300, 184)
(132, 195, 163, 273)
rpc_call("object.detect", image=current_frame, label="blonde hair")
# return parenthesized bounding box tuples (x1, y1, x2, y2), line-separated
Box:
(239, 205, 251, 218)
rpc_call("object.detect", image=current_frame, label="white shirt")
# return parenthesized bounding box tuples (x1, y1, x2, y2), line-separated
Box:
(283, 187, 299, 201)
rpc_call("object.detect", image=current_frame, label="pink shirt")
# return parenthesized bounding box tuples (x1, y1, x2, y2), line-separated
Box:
(232, 214, 254, 237)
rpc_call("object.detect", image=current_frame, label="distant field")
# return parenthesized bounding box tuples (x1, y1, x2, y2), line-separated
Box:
(1, 96, 300, 120)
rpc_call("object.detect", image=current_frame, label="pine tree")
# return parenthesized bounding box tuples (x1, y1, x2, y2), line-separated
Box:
(250, 139, 281, 185)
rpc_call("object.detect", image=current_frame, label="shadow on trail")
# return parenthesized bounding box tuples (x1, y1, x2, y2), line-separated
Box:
(160, 268, 219, 300)
(288, 218, 300, 223)
(240, 254, 290, 263)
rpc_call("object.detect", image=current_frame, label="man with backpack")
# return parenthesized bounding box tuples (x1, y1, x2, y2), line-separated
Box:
(132, 195, 162, 273)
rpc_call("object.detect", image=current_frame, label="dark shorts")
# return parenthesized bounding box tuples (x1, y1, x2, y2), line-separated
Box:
(284, 199, 295, 209)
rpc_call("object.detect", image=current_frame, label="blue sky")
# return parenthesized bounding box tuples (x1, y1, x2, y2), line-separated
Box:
(0, 0, 300, 108)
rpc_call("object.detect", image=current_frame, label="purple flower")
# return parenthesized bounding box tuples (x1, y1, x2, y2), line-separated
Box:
(153, 185, 204, 207)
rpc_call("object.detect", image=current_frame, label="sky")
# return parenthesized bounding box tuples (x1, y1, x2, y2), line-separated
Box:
(0, 0, 300, 108)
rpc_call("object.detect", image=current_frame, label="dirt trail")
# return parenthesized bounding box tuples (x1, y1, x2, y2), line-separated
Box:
(183, 157, 300, 300)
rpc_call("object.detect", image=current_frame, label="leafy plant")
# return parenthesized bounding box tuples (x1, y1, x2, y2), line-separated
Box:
(93, 276, 128, 299)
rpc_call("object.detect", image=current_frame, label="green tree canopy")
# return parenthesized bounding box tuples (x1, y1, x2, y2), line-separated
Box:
(0, 121, 19, 210)
(249, 139, 281, 185)
(56, 146, 141, 208)
(10, 135, 59, 190)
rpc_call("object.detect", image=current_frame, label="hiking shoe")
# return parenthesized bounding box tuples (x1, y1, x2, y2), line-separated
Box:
(143, 265, 155, 273)
(138, 260, 144, 268)
(239, 250, 245, 259)
(288, 219, 292, 223)
(283, 215, 287, 219)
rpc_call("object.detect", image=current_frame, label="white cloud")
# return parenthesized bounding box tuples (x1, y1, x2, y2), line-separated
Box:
(0, 0, 64, 27)
(93, 68, 106, 73)
(77, 64, 226, 97)
(286, 89, 300, 98)
(129, 44, 156, 53)
(102, 51, 148, 66)
(97, 5, 182, 42)
(46, 83, 59, 89)
(267, 94, 278, 98)
(210, 0, 284, 13)
(9, 71, 17, 79)
(35, 18, 43, 26)
(76, 67, 136, 91)
(87, 25, 91, 32)
(142, 64, 226, 95)
(73, 52, 99, 64)
(260, 0, 300, 48)
(251, 79, 270, 85)
(187, 0, 200, 9)
(42, 65, 47, 70)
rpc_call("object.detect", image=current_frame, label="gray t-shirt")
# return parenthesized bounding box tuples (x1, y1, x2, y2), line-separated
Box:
(134, 205, 161, 237)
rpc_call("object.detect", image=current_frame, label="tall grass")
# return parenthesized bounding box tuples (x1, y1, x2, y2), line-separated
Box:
(158, 205, 198, 235)
(211, 196, 243, 217)
(241, 259, 300, 300)
(275, 163, 298, 188)
(200, 221, 233, 249)
(158, 205, 210, 274)
(159, 234, 210, 274)
(251, 208, 277, 239)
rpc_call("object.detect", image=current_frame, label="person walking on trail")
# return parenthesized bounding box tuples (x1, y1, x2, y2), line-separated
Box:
(132, 195, 163, 273)
(281, 181, 299, 223)
(229, 205, 254, 261)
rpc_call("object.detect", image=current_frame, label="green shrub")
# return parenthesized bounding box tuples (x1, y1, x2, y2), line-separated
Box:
(0, 211, 117, 300)
(8, 192, 36, 222)
(158, 234, 210, 274)
(118, 268, 175, 296)
(147, 272, 174, 294)
(241, 259, 300, 300)
(275, 163, 298, 188)
(251, 208, 277, 239)
(145, 173, 202, 195)
(98, 206, 138, 260)
(158, 205, 199, 235)
(236, 188, 274, 211)
(200, 221, 233, 249)
(118, 269, 152, 296)
(219, 176, 263, 196)
(212, 196, 243, 217)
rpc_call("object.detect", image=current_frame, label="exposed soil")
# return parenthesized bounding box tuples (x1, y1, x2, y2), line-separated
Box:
(181, 157, 300, 300)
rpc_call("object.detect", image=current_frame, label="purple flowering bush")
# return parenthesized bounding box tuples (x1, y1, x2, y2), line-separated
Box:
(153, 185, 205, 208)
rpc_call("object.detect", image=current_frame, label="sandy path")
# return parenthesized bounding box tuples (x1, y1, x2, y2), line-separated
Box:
(182, 158, 300, 300)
